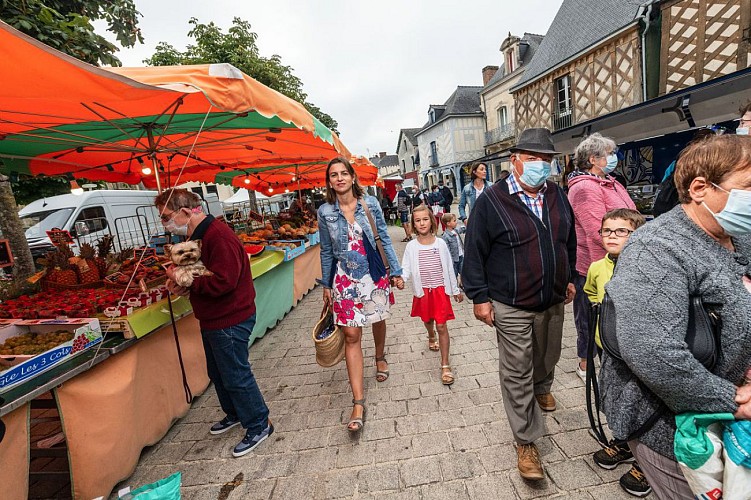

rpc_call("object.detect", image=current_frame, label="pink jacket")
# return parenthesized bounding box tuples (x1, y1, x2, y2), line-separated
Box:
(567, 174, 636, 275)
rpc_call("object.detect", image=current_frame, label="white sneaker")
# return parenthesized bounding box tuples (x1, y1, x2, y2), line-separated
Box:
(576, 364, 587, 383)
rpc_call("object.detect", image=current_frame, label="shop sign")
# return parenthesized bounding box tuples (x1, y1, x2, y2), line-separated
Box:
(0, 239, 13, 268)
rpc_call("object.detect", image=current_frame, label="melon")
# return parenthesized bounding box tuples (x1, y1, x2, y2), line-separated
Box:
(244, 244, 265, 257)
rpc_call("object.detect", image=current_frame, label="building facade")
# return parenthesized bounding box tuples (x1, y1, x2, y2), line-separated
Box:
(415, 86, 485, 194)
(396, 128, 421, 187)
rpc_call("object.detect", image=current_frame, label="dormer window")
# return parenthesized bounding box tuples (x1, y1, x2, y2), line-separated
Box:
(429, 109, 436, 124)
(506, 49, 515, 73)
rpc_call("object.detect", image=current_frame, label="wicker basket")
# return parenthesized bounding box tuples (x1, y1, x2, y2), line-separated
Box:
(312, 307, 345, 367)
(41, 280, 103, 292)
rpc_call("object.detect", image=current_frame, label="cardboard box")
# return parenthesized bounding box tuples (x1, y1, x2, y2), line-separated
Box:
(0, 318, 102, 393)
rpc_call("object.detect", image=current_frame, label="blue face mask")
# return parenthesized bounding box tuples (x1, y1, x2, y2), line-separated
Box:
(702, 184, 751, 236)
(519, 160, 551, 188)
(603, 154, 618, 174)
(736, 127, 749, 136)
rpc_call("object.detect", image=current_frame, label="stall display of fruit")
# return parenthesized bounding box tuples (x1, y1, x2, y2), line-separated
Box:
(0, 330, 74, 355)
(0, 288, 141, 319)
(104, 249, 168, 286)
(243, 244, 265, 257)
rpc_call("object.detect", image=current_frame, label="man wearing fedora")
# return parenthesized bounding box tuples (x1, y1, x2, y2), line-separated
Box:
(462, 127, 577, 480)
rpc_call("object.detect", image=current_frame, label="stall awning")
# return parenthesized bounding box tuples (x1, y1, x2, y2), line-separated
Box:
(552, 67, 751, 153)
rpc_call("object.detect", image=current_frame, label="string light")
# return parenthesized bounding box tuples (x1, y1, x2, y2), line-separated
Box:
(268, 186, 274, 193)
(141, 166, 152, 175)
(244, 174, 250, 185)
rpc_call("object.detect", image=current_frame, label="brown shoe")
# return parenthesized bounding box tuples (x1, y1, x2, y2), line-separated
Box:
(535, 393, 556, 411)
(516, 443, 545, 480)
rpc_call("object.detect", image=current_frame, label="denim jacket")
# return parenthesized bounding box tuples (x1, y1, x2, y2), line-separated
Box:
(317, 195, 403, 288)
(458, 180, 491, 220)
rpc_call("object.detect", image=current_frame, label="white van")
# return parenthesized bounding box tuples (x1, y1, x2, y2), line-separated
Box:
(19, 190, 162, 258)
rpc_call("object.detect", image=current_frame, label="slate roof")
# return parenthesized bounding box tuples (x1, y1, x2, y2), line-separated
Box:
(371, 154, 399, 169)
(484, 33, 544, 89)
(512, 0, 644, 91)
(417, 86, 483, 134)
(396, 128, 421, 155)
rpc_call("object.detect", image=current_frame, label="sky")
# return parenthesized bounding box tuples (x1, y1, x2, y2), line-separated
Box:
(99, 1, 560, 158)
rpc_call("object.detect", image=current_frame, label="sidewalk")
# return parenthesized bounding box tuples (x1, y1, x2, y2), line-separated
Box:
(118, 226, 640, 500)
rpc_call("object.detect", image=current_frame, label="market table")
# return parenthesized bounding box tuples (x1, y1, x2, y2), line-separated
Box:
(0, 404, 30, 500)
(293, 244, 321, 305)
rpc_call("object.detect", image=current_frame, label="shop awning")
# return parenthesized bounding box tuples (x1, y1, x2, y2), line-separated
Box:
(552, 67, 751, 153)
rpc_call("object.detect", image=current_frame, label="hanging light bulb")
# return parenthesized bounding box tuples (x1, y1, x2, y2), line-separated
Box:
(268, 186, 274, 193)
(285, 188, 289, 193)
(70, 180, 84, 196)
(141, 166, 152, 175)
(244, 174, 250, 185)
(291, 176, 296, 181)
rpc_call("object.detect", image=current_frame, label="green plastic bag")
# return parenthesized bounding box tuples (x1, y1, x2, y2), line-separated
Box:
(121, 472, 181, 500)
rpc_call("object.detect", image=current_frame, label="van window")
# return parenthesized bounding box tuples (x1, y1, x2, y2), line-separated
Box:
(21, 208, 74, 239)
(74, 206, 108, 235)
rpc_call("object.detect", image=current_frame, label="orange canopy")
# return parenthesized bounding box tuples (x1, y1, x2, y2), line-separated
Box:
(0, 21, 363, 189)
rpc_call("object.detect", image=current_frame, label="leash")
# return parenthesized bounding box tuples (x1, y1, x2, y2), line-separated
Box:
(166, 289, 193, 405)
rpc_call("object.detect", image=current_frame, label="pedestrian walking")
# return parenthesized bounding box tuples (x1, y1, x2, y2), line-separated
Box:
(581, 208, 651, 497)
(438, 179, 453, 213)
(441, 212, 465, 281)
(568, 133, 636, 382)
(462, 127, 577, 481)
(317, 157, 404, 433)
(458, 162, 491, 223)
(157, 188, 273, 458)
(393, 183, 413, 242)
(401, 204, 463, 385)
(600, 134, 751, 499)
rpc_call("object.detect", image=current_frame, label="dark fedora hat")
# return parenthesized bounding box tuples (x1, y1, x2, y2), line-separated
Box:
(511, 127, 559, 155)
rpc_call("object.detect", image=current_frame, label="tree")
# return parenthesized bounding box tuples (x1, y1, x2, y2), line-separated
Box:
(0, 0, 143, 278)
(145, 18, 339, 132)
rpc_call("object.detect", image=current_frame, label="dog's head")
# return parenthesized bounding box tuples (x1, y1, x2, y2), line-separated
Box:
(164, 240, 202, 266)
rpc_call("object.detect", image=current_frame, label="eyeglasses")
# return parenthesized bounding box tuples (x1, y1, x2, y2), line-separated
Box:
(598, 228, 633, 237)
(160, 210, 177, 223)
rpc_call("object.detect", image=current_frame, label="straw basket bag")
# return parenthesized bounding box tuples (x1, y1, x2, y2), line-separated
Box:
(312, 305, 345, 367)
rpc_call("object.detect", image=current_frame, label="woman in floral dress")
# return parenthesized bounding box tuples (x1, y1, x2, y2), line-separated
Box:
(318, 157, 404, 432)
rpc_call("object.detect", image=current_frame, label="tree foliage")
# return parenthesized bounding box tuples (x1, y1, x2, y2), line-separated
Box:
(0, 0, 143, 66)
(145, 18, 338, 132)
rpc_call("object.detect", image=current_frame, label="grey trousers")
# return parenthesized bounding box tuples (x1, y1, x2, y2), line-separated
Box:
(629, 440, 694, 500)
(492, 301, 564, 445)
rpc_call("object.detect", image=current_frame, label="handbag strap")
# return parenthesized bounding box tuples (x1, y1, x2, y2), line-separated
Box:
(360, 199, 390, 274)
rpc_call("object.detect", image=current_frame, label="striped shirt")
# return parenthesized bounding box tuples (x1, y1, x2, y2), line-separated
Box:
(417, 242, 444, 288)
(507, 173, 547, 221)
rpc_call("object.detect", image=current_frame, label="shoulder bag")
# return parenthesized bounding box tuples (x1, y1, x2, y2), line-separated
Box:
(360, 200, 396, 304)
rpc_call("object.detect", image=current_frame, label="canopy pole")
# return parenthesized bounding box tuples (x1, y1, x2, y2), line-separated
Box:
(296, 165, 302, 210)
(145, 126, 162, 192)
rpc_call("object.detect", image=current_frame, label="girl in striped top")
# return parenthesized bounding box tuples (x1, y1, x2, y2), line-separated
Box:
(401, 205, 463, 385)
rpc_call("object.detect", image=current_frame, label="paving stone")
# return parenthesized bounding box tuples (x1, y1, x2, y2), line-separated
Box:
(437, 392, 475, 410)
(294, 447, 339, 475)
(508, 473, 559, 499)
(449, 425, 490, 451)
(465, 472, 517, 499)
(551, 428, 602, 458)
(315, 469, 359, 499)
(336, 441, 376, 468)
(551, 408, 591, 431)
(438, 451, 485, 480)
(389, 385, 422, 401)
(584, 481, 638, 500)
(411, 432, 452, 457)
(371, 400, 409, 420)
(272, 475, 320, 500)
(406, 395, 440, 414)
(426, 409, 466, 431)
(400, 456, 442, 487)
(253, 453, 300, 479)
(375, 436, 414, 463)
(460, 404, 497, 426)
(545, 458, 603, 491)
(357, 463, 400, 492)
(477, 444, 519, 473)
(362, 419, 397, 441)
(393, 413, 431, 436)
(183, 437, 232, 461)
(418, 480, 469, 498)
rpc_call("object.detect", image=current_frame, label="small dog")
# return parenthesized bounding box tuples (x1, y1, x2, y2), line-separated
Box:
(164, 240, 212, 287)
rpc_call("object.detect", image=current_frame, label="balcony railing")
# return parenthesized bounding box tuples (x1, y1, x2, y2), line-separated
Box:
(552, 108, 574, 131)
(484, 122, 516, 146)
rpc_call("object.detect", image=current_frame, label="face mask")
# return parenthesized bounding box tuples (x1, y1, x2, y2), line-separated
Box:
(163, 211, 191, 236)
(519, 160, 551, 188)
(736, 127, 749, 136)
(702, 184, 751, 236)
(603, 154, 618, 174)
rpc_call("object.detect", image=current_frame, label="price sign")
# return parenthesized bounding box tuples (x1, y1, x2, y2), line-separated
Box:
(140, 256, 160, 268)
(136, 247, 157, 258)
(248, 211, 264, 223)
(0, 239, 14, 268)
(269, 219, 281, 230)
(46, 230, 74, 247)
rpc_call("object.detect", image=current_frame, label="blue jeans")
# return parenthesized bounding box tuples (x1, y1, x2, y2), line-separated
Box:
(202, 314, 269, 434)
(572, 272, 590, 359)
(453, 256, 464, 280)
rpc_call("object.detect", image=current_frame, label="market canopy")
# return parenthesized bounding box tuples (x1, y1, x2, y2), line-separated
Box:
(0, 21, 357, 189)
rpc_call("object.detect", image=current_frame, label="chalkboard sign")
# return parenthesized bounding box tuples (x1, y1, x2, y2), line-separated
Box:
(45, 230, 74, 247)
(248, 211, 264, 223)
(269, 219, 281, 230)
(0, 239, 13, 268)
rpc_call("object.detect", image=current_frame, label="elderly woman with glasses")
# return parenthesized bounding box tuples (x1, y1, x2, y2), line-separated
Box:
(568, 133, 636, 381)
(600, 133, 751, 499)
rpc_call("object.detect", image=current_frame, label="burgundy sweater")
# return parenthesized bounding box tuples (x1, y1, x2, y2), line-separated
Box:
(188, 216, 256, 330)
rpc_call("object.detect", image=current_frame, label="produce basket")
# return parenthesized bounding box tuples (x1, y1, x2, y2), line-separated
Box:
(41, 280, 104, 292)
(104, 274, 167, 290)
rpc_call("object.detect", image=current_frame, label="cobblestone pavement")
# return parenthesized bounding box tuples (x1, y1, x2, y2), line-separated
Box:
(119, 225, 644, 499)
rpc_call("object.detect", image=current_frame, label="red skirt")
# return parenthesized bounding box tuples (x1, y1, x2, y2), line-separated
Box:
(411, 287, 455, 324)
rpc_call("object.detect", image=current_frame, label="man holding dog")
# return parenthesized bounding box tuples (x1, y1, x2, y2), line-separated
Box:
(155, 188, 272, 458)
(462, 128, 577, 481)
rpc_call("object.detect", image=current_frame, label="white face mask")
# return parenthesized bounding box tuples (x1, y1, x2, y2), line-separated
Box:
(163, 210, 192, 236)
(736, 127, 750, 136)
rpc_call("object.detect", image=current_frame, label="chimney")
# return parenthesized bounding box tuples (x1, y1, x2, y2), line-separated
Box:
(379, 152, 387, 158)
(482, 65, 499, 85)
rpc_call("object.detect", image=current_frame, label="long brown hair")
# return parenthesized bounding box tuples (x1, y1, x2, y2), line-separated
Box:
(411, 204, 437, 234)
(324, 156, 364, 204)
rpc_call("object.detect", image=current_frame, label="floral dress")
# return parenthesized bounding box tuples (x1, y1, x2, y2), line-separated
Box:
(332, 220, 392, 327)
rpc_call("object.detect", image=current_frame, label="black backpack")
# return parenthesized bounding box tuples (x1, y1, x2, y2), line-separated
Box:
(652, 173, 679, 217)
